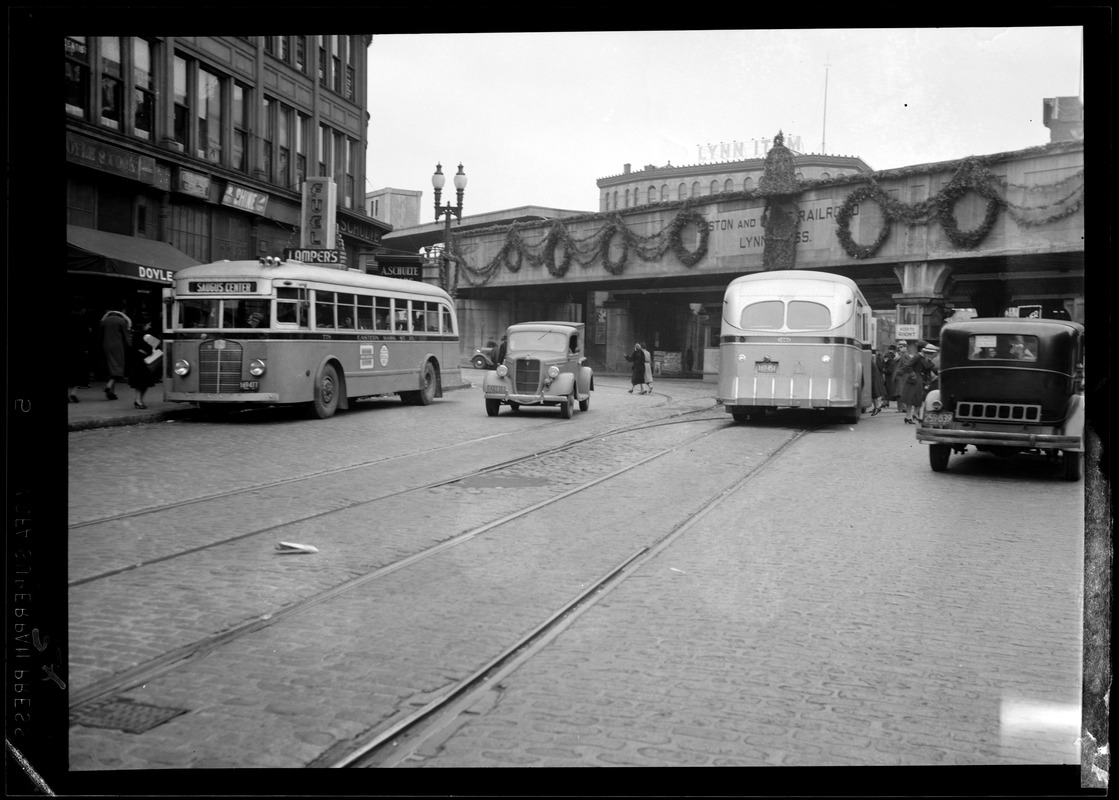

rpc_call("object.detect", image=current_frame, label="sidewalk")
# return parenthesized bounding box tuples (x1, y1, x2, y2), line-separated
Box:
(67, 381, 198, 432)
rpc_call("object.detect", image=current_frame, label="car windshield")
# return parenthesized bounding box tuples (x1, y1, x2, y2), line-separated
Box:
(509, 331, 569, 353)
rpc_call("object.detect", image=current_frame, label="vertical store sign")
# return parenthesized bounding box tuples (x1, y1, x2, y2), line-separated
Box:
(301, 177, 337, 248)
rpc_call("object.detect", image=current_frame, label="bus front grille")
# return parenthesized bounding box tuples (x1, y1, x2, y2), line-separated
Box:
(514, 359, 541, 393)
(956, 401, 1042, 423)
(198, 340, 244, 393)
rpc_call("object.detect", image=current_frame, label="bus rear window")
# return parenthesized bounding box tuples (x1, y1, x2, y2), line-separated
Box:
(740, 300, 784, 329)
(786, 301, 831, 330)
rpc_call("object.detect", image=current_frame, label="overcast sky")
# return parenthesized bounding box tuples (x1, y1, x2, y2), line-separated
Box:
(364, 27, 1083, 218)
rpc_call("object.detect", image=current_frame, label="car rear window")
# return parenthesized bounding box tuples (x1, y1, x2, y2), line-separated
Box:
(968, 334, 1038, 361)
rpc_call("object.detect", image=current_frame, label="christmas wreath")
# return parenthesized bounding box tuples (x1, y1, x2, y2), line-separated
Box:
(936, 173, 1005, 249)
(835, 186, 891, 259)
(668, 207, 709, 267)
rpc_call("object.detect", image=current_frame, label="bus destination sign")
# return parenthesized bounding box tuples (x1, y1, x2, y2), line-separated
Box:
(188, 281, 257, 293)
(284, 248, 341, 264)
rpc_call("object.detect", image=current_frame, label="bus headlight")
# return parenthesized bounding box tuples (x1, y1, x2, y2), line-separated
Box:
(248, 359, 266, 377)
(547, 365, 560, 379)
(173, 359, 191, 376)
(496, 364, 508, 378)
(821, 355, 831, 363)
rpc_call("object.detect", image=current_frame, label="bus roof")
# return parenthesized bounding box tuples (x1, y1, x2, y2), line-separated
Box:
(726, 270, 862, 290)
(173, 260, 452, 300)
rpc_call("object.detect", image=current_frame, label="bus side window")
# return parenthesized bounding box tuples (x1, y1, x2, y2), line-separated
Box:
(374, 297, 391, 331)
(316, 291, 335, 329)
(441, 305, 454, 335)
(276, 287, 306, 326)
(337, 293, 355, 329)
(357, 295, 374, 329)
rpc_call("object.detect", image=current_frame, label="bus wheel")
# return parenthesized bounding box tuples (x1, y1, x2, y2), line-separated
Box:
(416, 361, 437, 406)
(312, 364, 340, 419)
(731, 409, 752, 423)
(1062, 450, 1082, 481)
(485, 398, 500, 417)
(929, 444, 950, 472)
(560, 392, 573, 419)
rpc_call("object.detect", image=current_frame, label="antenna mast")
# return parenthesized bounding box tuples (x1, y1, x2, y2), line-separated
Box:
(821, 55, 830, 154)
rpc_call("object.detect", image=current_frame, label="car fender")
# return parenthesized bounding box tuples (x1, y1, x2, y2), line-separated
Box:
(578, 366, 594, 397)
(550, 372, 576, 396)
(922, 388, 942, 412)
(1062, 393, 1085, 447)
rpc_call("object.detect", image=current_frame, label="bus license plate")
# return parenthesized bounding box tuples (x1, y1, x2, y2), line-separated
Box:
(755, 362, 778, 373)
(239, 380, 259, 391)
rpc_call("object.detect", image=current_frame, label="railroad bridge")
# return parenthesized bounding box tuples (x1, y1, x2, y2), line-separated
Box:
(387, 139, 1084, 375)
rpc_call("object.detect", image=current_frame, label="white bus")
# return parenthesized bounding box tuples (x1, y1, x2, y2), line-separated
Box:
(716, 270, 873, 424)
(163, 258, 459, 419)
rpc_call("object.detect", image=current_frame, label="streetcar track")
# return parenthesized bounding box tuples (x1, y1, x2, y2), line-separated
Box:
(331, 422, 819, 768)
(68, 403, 724, 588)
(69, 408, 733, 711)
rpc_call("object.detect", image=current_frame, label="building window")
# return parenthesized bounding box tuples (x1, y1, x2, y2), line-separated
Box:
(318, 37, 326, 86)
(233, 83, 249, 172)
(173, 54, 189, 150)
(724, 178, 734, 192)
(647, 186, 656, 204)
(820, 172, 831, 179)
(661, 185, 668, 202)
(278, 35, 290, 64)
(332, 35, 342, 93)
(743, 176, 753, 191)
(65, 36, 89, 118)
(278, 104, 292, 188)
(691, 181, 700, 197)
(334, 130, 347, 200)
(710, 180, 719, 194)
(263, 36, 275, 55)
(262, 97, 273, 179)
(613, 191, 618, 210)
(345, 138, 357, 208)
(318, 123, 329, 177)
(99, 36, 123, 130)
(132, 39, 155, 141)
(624, 189, 630, 208)
(678, 183, 687, 200)
(295, 36, 307, 73)
(295, 113, 308, 187)
(197, 67, 222, 163)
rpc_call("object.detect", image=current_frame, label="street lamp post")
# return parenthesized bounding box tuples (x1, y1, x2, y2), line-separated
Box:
(432, 162, 467, 296)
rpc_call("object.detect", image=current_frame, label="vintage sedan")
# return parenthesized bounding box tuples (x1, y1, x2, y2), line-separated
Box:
(471, 342, 499, 369)
(916, 318, 1085, 480)
(482, 321, 594, 419)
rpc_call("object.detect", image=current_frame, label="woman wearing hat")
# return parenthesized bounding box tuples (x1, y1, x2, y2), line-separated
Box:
(894, 341, 935, 424)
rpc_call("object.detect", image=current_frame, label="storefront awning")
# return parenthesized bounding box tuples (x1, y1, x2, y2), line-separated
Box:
(67, 225, 200, 284)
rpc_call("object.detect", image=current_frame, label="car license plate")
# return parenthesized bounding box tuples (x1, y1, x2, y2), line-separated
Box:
(924, 411, 953, 425)
(755, 362, 777, 373)
(239, 380, 259, 391)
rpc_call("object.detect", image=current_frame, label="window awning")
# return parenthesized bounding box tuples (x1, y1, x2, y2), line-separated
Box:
(67, 225, 200, 284)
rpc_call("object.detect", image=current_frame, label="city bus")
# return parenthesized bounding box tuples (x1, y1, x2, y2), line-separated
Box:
(162, 257, 459, 419)
(716, 270, 873, 424)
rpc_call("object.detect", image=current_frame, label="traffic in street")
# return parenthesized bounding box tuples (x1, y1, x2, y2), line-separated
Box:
(66, 372, 1086, 775)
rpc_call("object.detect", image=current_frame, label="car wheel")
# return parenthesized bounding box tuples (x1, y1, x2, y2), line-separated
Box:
(485, 398, 500, 417)
(311, 363, 340, 419)
(579, 395, 590, 412)
(472, 355, 487, 369)
(560, 393, 573, 419)
(1062, 450, 1082, 481)
(929, 444, 950, 472)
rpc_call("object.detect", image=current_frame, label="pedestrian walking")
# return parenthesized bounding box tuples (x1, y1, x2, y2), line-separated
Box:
(68, 300, 91, 403)
(127, 317, 160, 409)
(895, 341, 934, 424)
(624, 343, 647, 393)
(640, 342, 654, 392)
(883, 342, 901, 409)
(870, 351, 887, 415)
(495, 335, 508, 366)
(99, 307, 132, 400)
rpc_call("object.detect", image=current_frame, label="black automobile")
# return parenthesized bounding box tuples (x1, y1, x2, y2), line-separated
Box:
(916, 318, 1085, 480)
(470, 342, 499, 370)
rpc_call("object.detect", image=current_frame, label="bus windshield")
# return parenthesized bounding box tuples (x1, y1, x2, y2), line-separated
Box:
(179, 297, 271, 329)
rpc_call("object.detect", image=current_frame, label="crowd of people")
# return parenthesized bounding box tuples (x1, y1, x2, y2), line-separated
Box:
(874, 338, 940, 424)
(68, 300, 163, 409)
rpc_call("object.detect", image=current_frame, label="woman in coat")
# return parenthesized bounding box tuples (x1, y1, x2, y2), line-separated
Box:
(640, 342, 654, 393)
(126, 318, 159, 409)
(99, 308, 132, 400)
(624, 343, 647, 394)
(870, 352, 887, 415)
(895, 341, 934, 424)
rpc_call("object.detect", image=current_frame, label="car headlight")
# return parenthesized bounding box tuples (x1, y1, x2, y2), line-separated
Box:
(547, 365, 560, 379)
(249, 359, 266, 377)
(496, 364, 508, 377)
(173, 359, 191, 376)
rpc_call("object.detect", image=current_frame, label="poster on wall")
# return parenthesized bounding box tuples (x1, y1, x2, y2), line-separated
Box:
(595, 308, 606, 344)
